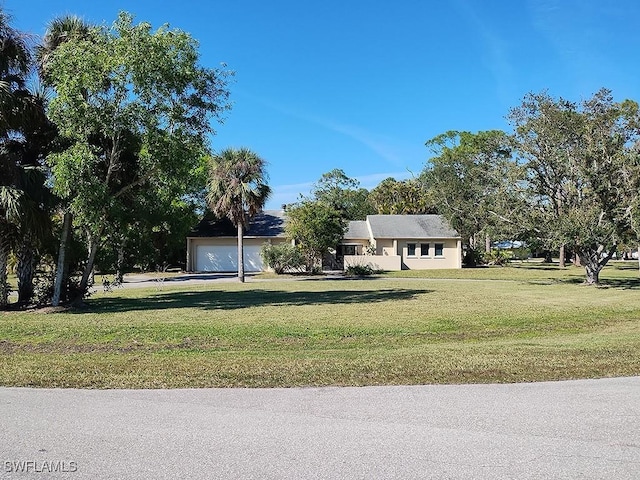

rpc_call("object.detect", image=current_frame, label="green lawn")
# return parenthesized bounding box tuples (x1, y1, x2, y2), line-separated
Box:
(1, 262, 639, 388)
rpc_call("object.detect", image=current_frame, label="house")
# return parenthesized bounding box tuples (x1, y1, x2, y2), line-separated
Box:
(187, 212, 461, 273)
(186, 210, 289, 272)
(338, 215, 462, 270)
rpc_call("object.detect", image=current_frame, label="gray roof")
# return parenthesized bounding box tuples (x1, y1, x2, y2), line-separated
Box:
(344, 220, 370, 240)
(189, 210, 287, 238)
(365, 215, 459, 239)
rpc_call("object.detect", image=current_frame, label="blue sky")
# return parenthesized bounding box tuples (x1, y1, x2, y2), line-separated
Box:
(6, 0, 640, 209)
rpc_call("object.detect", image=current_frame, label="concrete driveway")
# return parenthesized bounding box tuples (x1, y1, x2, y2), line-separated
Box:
(1, 377, 639, 479)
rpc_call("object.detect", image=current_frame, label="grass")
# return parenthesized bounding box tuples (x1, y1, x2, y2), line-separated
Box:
(1, 262, 639, 388)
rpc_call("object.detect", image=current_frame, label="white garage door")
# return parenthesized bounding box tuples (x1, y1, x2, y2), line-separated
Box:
(195, 244, 264, 272)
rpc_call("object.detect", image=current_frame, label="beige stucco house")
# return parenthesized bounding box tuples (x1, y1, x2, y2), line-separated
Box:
(187, 212, 461, 272)
(338, 215, 462, 270)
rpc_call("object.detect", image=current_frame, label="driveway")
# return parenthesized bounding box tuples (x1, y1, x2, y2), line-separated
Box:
(1, 377, 639, 479)
(119, 272, 242, 289)
(112, 272, 348, 289)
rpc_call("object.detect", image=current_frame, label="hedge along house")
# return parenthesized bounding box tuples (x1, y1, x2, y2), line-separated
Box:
(186, 210, 289, 272)
(338, 215, 462, 270)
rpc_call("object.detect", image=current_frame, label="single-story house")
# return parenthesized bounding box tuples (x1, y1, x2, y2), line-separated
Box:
(187, 212, 461, 272)
(338, 215, 462, 270)
(186, 210, 289, 272)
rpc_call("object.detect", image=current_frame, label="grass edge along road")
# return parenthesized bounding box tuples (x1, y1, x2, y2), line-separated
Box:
(1, 263, 639, 388)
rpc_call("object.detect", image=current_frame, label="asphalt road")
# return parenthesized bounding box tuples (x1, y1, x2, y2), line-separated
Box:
(1, 377, 639, 479)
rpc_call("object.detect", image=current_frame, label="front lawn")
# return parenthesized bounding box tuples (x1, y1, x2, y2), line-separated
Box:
(1, 263, 639, 388)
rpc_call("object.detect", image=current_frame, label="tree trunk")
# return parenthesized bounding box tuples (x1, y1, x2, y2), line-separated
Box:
(237, 223, 245, 283)
(579, 247, 615, 286)
(16, 233, 37, 306)
(115, 242, 125, 284)
(0, 237, 9, 309)
(52, 212, 72, 307)
(572, 251, 580, 267)
(583, 261, 600, 285)
(78, 234, 99, 296)
(485, 234, 491, 253)
(559, 244, 566, 268)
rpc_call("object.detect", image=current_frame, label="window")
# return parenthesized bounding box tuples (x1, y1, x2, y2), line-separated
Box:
(343, 245, 356, 256)
(407, 243, 416, 256)
(434, 243, 444, 257)
(338, 245, 356, 258)
(420, 243, 430, 257)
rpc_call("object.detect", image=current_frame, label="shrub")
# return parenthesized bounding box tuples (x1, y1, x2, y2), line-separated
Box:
(463, 248, 484, 267)
(345, 264, 376, 276)
(260, 243, 305, 274)
(483, 249, 512, 266)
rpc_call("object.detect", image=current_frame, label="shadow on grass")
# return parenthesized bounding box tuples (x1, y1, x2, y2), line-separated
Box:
(78, 288, 430, 314)
(514, 265, 567, 271)
(527, 277, 640, 289)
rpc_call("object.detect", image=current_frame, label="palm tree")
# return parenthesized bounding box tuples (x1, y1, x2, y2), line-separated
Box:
(0, 8, 30, 124)
(206, 148, 271, 283)
(0, 185, 21, 308)
(13, 165, 55, 306)
(36, 15, 91, 81)
(0, 8, 33, 308)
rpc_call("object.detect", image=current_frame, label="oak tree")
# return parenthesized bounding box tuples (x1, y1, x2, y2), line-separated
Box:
(46, 12, 231, 297)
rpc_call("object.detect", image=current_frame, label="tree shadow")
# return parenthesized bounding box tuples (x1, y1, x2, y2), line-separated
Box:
(531, 277, 640, 289)
(73, 288, 430, 314)
(517, 265, 568, 271)
(596, 278, 640, 290)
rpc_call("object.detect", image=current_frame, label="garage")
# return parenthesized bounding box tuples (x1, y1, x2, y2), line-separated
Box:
(195, 244, 264, 272)
(187, 211, 288, 273)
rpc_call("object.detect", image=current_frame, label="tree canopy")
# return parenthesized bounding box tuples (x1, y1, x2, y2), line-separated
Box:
(309, 168, 375, 221)
(421, 130, 519, 264)
(369, 177, 434, 215)
(509, 89, 640, 284)
(0, 9, 56, 307)
(45, 11, 232, 294)
(285, 200, 346, 272)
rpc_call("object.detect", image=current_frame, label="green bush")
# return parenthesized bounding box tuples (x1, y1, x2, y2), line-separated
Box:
(482, 249, 512, 266)
(260, 243, 305, 274)
(345, 264, 376, 276)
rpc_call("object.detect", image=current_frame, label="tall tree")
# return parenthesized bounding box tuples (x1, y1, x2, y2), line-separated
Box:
(0, 8, 41, 308)
(285, 200, 346, 272)
(310, 168, 375, 221)
(206, 147, 271, 283)
(369, 177, 435, 215)
(5, 82, 58, 306)
(422, 130, 519, 265)
(510, 89, 640, 284)
(37, 15, 94, 306)
(45, 12, 231, 298)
